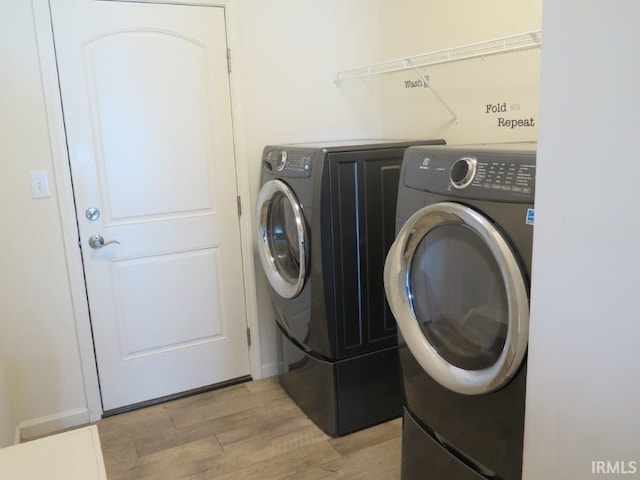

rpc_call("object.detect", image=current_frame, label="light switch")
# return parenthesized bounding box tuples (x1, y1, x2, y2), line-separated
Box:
(30, 171, 51, 199)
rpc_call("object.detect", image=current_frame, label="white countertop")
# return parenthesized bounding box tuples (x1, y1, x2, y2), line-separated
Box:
(0, 425, 107, 479)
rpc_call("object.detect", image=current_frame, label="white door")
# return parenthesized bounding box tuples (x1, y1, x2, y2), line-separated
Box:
(50, 0, 250, 411)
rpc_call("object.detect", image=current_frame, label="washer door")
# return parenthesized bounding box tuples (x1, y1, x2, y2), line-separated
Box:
(384, 202, 529, 395)
(256, 179, 307, 299)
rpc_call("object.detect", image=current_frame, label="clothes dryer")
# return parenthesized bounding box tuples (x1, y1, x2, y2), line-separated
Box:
(384, 144, 535, 479)
(256, 139, 445, 436)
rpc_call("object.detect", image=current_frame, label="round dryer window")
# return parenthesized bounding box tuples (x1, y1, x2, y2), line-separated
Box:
(256, 180, 307, 299)
(384, 202, 529, 395)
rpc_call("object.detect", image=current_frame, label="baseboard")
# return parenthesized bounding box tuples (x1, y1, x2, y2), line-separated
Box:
(261, 362, 281, 379)
(15, 408, 90, 443)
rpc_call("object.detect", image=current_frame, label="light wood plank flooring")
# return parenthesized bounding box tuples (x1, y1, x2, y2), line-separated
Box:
(97, 377, 402, 479)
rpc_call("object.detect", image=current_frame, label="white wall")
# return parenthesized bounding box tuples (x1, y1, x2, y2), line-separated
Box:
(523, 1, 640, 478)
(0, 2, 88, 439)
(378, 0, 542, 144)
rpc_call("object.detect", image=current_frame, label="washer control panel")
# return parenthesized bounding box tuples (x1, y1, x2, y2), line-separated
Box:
(403, 147, 536, 202)
(472, 160, 535, 195)
(264, 149, 315, 178)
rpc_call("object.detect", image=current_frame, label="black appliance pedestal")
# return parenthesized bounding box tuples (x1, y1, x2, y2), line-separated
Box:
(278, 328, 401, 437)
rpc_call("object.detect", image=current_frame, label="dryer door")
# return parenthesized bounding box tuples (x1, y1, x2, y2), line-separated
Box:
(384, 202, 528, 395)
(256, 179, 307, 299)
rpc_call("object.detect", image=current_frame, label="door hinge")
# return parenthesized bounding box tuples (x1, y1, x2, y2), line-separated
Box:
(246, 327, 251, 347)
(226, 48, 232, 73)
(237, 195, 242, 217)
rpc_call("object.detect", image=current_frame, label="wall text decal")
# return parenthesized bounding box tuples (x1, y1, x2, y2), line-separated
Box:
(485, 102, 535, 128)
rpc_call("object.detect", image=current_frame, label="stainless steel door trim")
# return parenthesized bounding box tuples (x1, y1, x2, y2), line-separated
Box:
(256, 179, 307, 299)
(384, 201, 529, 395)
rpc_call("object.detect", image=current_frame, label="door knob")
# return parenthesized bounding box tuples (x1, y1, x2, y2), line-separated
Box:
(88, 235, 120, 249)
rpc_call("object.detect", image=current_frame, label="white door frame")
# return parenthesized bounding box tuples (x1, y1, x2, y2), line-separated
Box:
(32, 0, 262, 422)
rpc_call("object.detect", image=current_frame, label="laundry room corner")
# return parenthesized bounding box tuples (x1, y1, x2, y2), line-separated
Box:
(232, 0, 544, 378)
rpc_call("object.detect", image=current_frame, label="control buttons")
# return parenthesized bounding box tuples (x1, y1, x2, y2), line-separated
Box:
(450, 157, 477, 189)
(271, 151, 314, 177)
(276, 150, 288, 171)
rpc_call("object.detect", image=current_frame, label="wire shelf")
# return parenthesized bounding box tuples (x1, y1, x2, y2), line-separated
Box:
(331, 30, 541, 124)
(332, 30, 542, 82)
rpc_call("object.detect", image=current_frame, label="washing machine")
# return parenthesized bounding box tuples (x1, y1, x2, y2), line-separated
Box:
(256, 139, 445, 436)
(384, 144, 535, 479)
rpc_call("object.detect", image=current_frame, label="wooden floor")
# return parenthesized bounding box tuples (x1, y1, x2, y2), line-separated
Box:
(97, 377, 402, 479)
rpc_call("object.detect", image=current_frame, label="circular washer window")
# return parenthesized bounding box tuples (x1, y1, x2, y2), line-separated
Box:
(256, 180, 307, 298)
(384, 202, 528, 395)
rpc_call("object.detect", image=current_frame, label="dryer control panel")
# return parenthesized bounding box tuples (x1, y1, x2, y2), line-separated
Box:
(403, 146, 536, 203)
(471, 160, 535, 195)
(263, 148, 315, 178)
